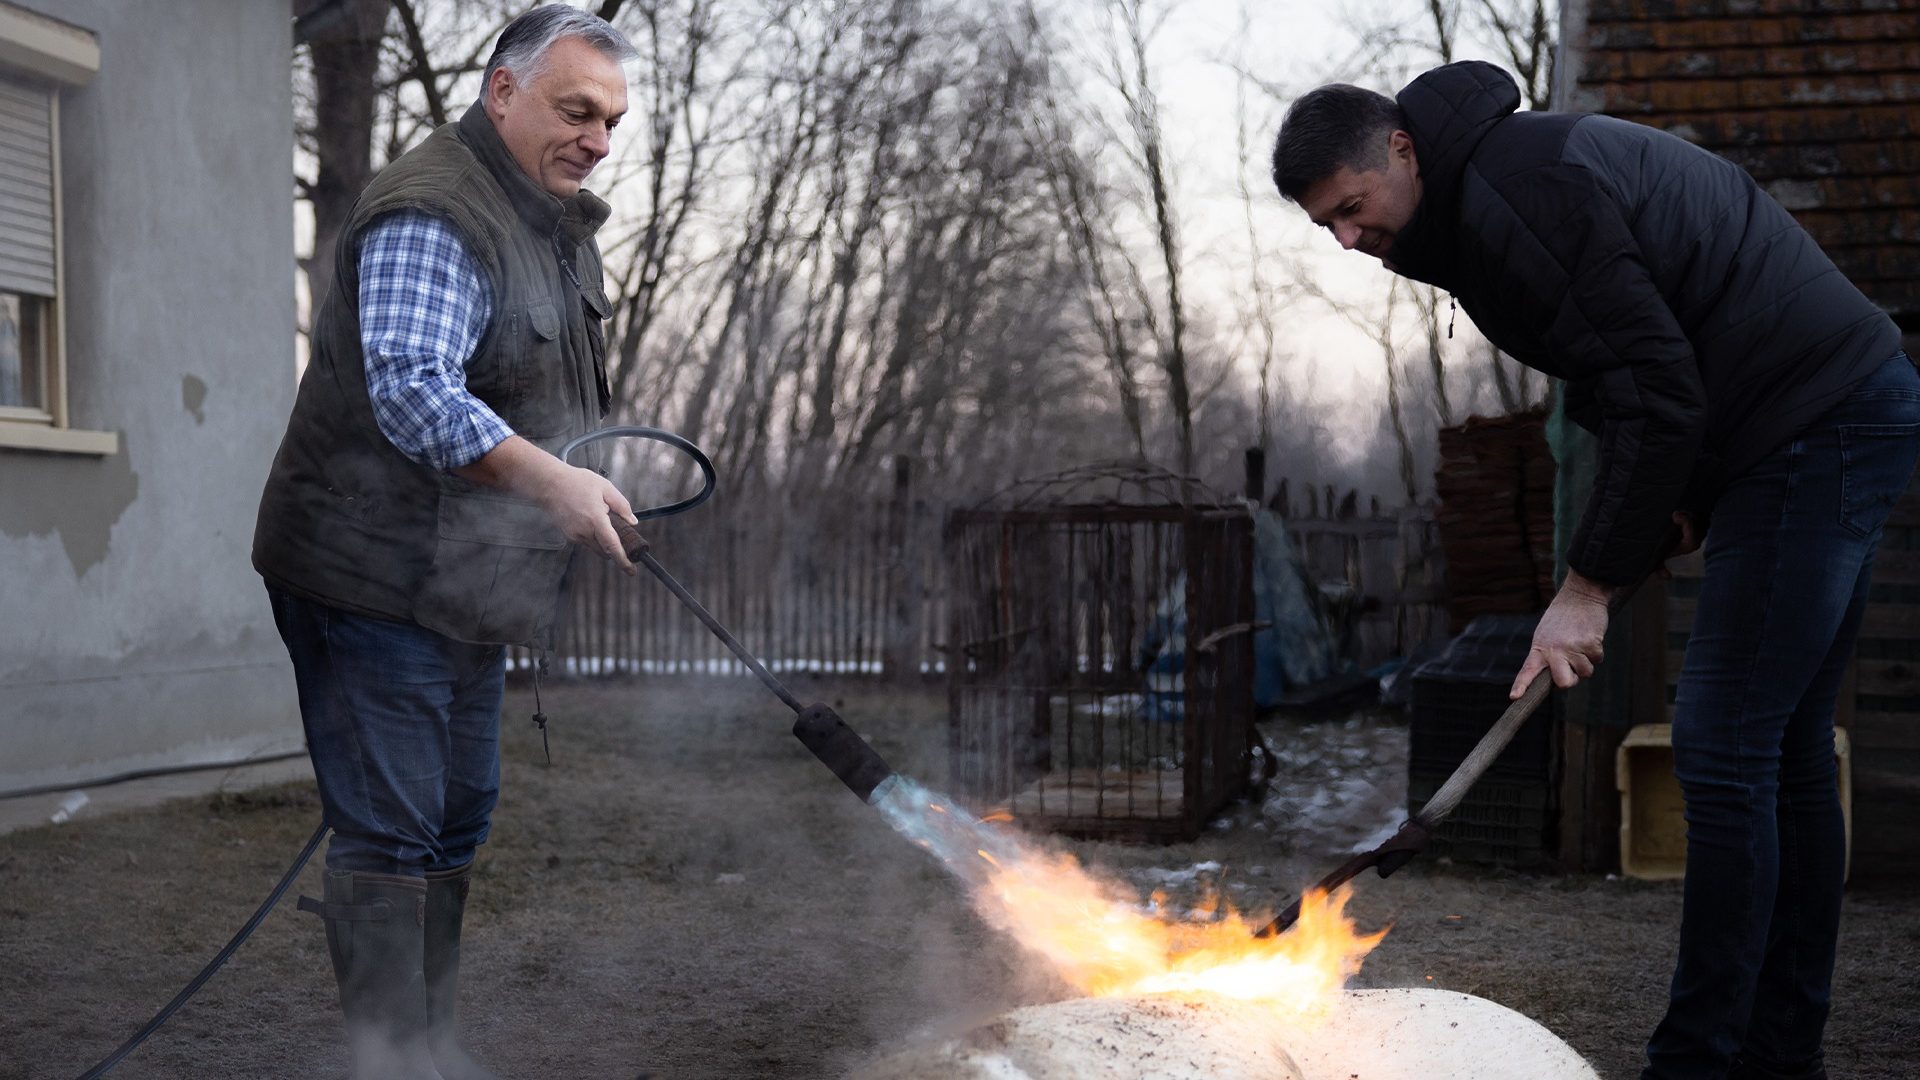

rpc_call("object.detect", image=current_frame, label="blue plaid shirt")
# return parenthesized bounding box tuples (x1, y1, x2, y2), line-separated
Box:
(358, 210, 512, 471)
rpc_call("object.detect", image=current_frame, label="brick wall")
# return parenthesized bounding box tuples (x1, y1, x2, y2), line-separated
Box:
(1564, 0, 1920, 346)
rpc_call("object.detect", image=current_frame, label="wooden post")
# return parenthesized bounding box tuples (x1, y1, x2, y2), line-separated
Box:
(1244, 446, 1266, 504)
(883, 456, 918, 681)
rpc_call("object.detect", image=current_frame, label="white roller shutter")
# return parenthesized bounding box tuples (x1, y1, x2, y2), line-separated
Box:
(0, 71, 53, 298)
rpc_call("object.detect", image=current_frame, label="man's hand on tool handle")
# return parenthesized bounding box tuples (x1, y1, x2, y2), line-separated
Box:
(454, 434, 640, 575)
(1508, 510, 1702, 700)
(1510, 568, 1611, 698)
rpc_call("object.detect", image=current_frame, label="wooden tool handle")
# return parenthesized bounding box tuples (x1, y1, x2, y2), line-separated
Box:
(1255, 544, 1675, 940)
(609, 511, 648, 562)
(1416, 564, 1658, 830)
(1415, 669, 1553, 826)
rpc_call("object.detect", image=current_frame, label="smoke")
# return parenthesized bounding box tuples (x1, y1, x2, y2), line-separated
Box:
(340, 1017, 440, 1080)
(824, 776, 1069, 1076)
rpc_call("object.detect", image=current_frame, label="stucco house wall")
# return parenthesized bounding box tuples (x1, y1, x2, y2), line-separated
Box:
(0, 0, 301, 796)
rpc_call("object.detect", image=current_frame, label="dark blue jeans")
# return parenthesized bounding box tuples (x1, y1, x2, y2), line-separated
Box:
(1645, 353, 1920, 1079)
(268, 587, 507, 875)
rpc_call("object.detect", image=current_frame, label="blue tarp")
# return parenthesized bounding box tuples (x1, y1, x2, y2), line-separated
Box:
(1138, 509, 1342, 720)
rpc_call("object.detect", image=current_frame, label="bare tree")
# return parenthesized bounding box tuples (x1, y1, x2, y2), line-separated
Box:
(1033, 81, 1150, 460)
(289, 0, 1204, 504)
(1477, 0, 1556, 106)
(598, 0, 732, 418)
(294, 0, 393, 319)
(1233, 37, 1284, 461)
(1105, 0, 1195, 476)
(1370, 281, 1421, 504)
(1416, 288, 1457, 427)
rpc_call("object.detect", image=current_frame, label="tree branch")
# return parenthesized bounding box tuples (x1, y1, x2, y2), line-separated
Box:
(391, 0, 447, 128)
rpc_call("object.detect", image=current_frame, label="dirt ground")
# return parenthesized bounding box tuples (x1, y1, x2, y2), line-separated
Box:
(2, 678, 1915, 1080)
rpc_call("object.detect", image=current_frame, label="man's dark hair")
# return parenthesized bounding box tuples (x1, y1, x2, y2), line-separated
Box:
(1270, 84, 1406, 203)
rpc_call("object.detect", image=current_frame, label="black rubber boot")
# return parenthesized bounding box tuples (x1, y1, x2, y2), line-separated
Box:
(300, 870, 445, 1080)
(424, 864, 501, 1080)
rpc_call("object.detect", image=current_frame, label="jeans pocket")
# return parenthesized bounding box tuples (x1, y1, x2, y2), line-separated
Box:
(1838, 421, 1920, 537)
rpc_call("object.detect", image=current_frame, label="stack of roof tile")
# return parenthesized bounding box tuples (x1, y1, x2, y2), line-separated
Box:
(1433, 409, 1557, 632)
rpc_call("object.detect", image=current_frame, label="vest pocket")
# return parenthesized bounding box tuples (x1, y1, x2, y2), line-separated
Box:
(412, 489, 572, 645)
(511, 301, 572, 439)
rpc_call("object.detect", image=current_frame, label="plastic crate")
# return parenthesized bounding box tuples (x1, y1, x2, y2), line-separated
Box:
(1407, 770, 1557, 867)
(1410, 614, 1557, 783)
(1616, 724, 1853, 881)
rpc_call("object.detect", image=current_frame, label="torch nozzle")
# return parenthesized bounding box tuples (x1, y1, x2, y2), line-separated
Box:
(792, 703, 896, 803)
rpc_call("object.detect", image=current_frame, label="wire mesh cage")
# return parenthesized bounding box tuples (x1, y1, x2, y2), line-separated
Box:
(944, 463, 1259, 842)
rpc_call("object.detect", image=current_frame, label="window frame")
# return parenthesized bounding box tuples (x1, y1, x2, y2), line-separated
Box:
(0, 2, 108, 456)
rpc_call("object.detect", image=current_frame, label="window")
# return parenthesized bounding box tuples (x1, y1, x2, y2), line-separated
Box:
(0, 291, 49, 411)
(0, 2, 106, 454)
(0, 71, 54, 418)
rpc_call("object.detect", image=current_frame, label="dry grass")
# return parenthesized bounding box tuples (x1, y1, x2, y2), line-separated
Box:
(1, 679, 1913, 1079)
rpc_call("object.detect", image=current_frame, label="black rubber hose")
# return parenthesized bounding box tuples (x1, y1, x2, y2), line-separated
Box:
(74, 427, 718, 1077)
(75, 822, 329, 1079)
(557, 425, 716, 522)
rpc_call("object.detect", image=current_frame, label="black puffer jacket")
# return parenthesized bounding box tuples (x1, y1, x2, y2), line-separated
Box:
(1386, 61, 1900, 585)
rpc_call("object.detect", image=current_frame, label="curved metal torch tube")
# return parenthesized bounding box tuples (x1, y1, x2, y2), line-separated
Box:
(557, 425, 717, 522)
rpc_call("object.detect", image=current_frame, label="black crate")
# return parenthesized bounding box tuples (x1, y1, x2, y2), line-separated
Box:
(1409, 614, 1558, 783)
(1410, 693, 1559, 782)
(1408, 771, 1557, 867)
(1406, 614, 1559, 865)
(1415, 613, 1541, 682)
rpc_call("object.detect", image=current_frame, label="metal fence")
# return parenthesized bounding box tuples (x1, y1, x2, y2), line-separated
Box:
(520, 460, 946, 679)
(526, 461, 1446, 683)
(1288, 508, 1448, 670)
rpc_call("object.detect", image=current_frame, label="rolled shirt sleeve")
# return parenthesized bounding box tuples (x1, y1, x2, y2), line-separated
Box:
(357, 210, 511, 471)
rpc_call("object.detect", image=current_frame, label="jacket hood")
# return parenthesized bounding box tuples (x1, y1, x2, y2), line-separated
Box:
(1385, 61, 1521, 284)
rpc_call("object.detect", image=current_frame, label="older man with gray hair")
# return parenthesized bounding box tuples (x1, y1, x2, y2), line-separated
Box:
(254, 7, 637, 1078)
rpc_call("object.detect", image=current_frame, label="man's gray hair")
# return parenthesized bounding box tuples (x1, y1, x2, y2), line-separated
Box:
(483, 5, 637, 88)
(1270, 84, 1406, 203)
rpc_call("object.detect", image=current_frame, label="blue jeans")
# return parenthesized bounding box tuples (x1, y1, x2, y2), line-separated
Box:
(268, 587, 507, 875)
(1644, 353, 1920, 1079)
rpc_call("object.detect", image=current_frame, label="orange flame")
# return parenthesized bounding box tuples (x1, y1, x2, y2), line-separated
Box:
(869, 777, 1383, 1020)
(967, 849, 1385, 1018)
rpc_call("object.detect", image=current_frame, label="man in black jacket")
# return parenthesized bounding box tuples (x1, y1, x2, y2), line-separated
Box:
(1272, 62, 1918, 1080)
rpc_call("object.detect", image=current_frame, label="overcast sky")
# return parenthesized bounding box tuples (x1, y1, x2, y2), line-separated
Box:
(1068, 0, 1495, 464)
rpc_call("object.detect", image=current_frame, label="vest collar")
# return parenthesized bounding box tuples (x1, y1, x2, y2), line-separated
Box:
(457, 100, 610, 247)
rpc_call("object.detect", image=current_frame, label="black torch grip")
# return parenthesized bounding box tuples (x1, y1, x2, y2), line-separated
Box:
(609, 511, 649, 563)
(793, 703, 895, 802)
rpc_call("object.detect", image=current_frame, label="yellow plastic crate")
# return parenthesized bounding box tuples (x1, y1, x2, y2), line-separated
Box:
(1616, 724, 1851, 881)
